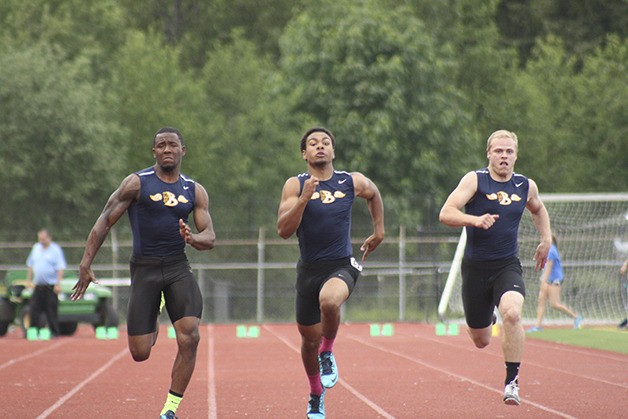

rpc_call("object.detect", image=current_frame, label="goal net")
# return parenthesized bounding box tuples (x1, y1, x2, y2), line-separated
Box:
(438, 193, 628, 325)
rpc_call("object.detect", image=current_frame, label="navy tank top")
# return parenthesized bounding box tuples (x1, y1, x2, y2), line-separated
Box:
(127, 167, 196, 256)
(296, 170, 355, 262)
(464, 169, 529, 260)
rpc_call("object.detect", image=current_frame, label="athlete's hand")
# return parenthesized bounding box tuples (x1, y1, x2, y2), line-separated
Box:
(533, 240, 551, 271)
(300, 176, 319, 201)
(72, 266, 98, 301)
(360, 233, 384, 262)
(473, 214, 499, 230)
(180, 219, 193, 244)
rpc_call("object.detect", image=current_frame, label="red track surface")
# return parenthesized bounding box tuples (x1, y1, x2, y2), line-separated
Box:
(1, 323, 625, 418)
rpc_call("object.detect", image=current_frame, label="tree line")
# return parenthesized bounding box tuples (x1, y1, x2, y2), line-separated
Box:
(0, 0, 625, 242)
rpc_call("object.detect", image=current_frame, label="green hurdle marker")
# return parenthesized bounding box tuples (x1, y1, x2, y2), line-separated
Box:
(369, 323, 381, 336)
(39, 328, 51, 340)
(447, 323, 459, 336)
(247, 326, 260, 338)
(27, 327, 39, 341)
(381, 323, 394, 336)
(95, 326, 107, 339)
(167, 326, 176, 339)
(236, 324, 247, 338)
(107, 327, 119, 340)
(435, 323, 447, 336)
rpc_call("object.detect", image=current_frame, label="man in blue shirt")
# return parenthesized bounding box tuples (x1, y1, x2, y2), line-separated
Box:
(26, 228, 67, 337)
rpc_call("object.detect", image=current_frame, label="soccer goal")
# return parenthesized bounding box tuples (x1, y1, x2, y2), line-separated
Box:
(438, 193, 628, 325)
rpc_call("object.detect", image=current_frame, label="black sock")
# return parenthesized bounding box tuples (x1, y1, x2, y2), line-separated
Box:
(505, 362, 520, 385)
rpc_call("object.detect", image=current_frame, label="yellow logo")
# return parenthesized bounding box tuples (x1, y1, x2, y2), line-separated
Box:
(486, 191, 522, 205)
(310, 190, 347, 204)
(149, 192, 189, 206)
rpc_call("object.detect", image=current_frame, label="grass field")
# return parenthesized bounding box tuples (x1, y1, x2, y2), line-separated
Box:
(525, 326, 628, 354)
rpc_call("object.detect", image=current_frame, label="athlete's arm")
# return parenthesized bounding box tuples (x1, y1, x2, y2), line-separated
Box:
(180, 183, 216, 250)
(526, 178, 552, 270)
(72, 174, 139, 300)
(352, 172, 385, 261)
(277, 176, 318, 239)
(439, 171, 499, 230)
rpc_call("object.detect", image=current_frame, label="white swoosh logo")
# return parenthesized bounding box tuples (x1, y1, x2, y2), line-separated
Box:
(183, 185, 189, 190)
(515, 182, 523, 187)
(338, 179, 347, 184)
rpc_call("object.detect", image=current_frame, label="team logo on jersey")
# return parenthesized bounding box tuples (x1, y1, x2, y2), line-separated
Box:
(310, 190, 347, 204)
(150, 192, 189, 206)
(486, 191, 522, 205)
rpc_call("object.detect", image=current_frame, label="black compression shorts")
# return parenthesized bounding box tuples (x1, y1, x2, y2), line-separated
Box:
(295, 257, 362, 326)
(461, 257, 524, 329)
(127, 254, 202, 336)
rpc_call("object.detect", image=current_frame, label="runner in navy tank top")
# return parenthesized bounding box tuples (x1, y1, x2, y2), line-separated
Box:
(277, 127, 384, 418)
(439, 130, 552, 406)
(72, 127, 216, 419)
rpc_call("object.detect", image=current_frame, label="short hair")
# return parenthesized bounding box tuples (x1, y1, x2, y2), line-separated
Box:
(486, 130, 518, 152)
(154, 127, 185, 146)
(300, 127, 336, 152)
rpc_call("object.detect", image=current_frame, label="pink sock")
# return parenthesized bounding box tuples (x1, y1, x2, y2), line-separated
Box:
(307, 373, 323, 395)
(319, 336, 335, 353)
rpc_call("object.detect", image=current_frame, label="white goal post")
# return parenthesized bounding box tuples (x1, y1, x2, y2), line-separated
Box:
(438, 193, 628, 324)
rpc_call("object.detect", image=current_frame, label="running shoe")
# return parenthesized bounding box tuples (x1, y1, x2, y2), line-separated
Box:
(160, 411, 178, 419)
(319, 351, 338, 388)
(574, 315, 583, 329)
(306, 389, 325, 418)
(618, 318, 628, 329)
(160, 291, 166, 313)
(526, 326, 542, 333)
(503, 377, 520, 406)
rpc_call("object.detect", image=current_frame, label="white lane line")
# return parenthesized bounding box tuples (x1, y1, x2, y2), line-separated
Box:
(263, 325, 396, 419)
(0, 340, 66, 371)
(411, 330, 628, 388)
(350, 335, 577, 419)
(207, 324, 218, 419)
(36, 347, 128, 419)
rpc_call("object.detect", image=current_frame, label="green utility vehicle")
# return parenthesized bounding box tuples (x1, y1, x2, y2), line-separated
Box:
(0, 269, 119, 337)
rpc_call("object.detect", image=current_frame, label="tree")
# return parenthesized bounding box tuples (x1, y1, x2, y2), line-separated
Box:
(278, 0, 475, 226)
(0, 42, 125, 239)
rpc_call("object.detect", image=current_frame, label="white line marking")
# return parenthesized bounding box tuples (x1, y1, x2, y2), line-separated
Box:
(349, 335, 577, 419)
(207, 324, 218, 419)
(36, 347, 128, 419)
(0, 340, 65, 371)
(263, 325, 395, 419)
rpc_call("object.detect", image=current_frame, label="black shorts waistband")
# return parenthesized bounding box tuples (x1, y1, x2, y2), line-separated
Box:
(298, 256, 353, 269)
(130, 253, 188, 265)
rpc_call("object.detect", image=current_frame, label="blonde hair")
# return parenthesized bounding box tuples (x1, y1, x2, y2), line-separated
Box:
(486, 130, 518, 152)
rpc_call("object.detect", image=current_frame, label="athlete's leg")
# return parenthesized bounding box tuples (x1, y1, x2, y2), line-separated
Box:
(547, 284, 578, 318)
(534, 281, 549, 328)
(499, 290, 525, 362)
(319, 277, 350, 340)
(169, 316, 201, 394)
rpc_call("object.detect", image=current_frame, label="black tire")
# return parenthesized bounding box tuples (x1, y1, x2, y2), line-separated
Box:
(58, 321, 78, 336)
(0, 298, 16, 323)
(0, 321, 9, 337)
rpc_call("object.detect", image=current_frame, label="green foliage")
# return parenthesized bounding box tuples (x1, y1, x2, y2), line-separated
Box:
(279, 0, 476, 226)
(0, 42, 125, 239)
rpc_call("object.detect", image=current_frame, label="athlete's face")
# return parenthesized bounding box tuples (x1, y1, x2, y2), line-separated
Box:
(153, 132, 185, 171)
(302, 131, 335, 166)
(487, 136, 517, 179)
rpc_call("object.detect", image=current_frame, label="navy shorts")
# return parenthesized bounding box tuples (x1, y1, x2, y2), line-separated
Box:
(461, 257, 524, 329)
(127, 254, 202, 336)
(295, 257, 362, 326)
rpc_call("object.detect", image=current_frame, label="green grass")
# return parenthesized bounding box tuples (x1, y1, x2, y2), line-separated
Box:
(526, 327, 628, 354)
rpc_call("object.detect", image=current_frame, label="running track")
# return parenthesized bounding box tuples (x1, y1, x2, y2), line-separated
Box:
(1, 323, 625, 418)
